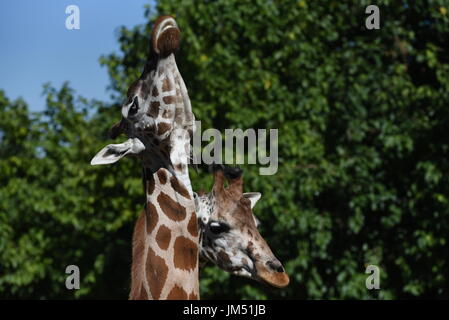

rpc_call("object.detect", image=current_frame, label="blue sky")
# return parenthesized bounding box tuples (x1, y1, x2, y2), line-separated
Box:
(0, 0, 153, 111)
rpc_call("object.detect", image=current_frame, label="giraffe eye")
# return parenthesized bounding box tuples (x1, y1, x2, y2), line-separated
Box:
(209, 222, 230, 235)
(129, 97, 139, 116)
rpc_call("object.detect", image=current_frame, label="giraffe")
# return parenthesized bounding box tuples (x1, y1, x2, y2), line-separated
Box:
(90, 15, 289, 299)
(91, 15, 200, 299)
(195, 165, 290, 288)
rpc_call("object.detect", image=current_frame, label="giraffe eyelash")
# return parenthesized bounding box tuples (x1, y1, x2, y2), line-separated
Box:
(209, 222, 230, 234)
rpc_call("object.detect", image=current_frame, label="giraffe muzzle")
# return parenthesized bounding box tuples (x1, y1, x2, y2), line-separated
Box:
(255, 260, 290, 288)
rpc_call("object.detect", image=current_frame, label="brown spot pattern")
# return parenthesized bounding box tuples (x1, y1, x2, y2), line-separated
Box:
(155, 225, 171, 250)
(149, 101, 160, 117)
(152, 86, 159, 97)
(170, 176, 191, 199)
(146, 178, 155, 195)
(157, 170, 167, 184)
(158, 192, 187, 221)
(145, 202, 159, 234)
(173, 236, 198, 271)
(218, 250, 231, 264)
(130, 210, 146, 300)
(162, 78, 172, 92)
(157, 122, 171, 136)
(174, 107, 184, 125)
(145, 247, 169, 300)
(163, 95, 175, 104)
(166, 285, 188, 300)
(187, 212, 198, 237)
(175, 163, 186, 172)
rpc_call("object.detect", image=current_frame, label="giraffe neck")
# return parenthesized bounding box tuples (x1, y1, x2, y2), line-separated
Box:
(130, 168, 199, 300)
(139, 133, 193, 199)
(160, 54, 194, 197)
(169, 132, 193, 196)
(139, 52, 195, 197)
(129, 49, 198, 300)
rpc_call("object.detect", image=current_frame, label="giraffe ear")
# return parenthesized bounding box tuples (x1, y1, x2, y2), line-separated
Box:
(90, 138, 145, 165)
(243, 192, 262, 209)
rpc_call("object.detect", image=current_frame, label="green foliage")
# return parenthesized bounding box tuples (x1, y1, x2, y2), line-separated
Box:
(1, 0, 449, 299)
(0, 85, 142, 298)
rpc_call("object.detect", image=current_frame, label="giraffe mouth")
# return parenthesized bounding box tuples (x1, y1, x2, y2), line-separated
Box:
(255, 266, 290, 288)
(223, 249, 288, 288)
(231, 260, 289, 288)
(229, 264, 253, 275)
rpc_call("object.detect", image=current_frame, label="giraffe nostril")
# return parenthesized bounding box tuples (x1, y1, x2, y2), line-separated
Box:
(267, 260, 285, 273)
(276, 265, 285, 273)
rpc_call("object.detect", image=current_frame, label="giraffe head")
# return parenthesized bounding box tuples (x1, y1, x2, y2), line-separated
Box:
(195, 166, 290, 288)
(91, 15, 188, 167)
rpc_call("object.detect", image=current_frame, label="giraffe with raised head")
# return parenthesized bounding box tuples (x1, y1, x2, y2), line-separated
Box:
(91, 15, 200, 299)
(90, 15, 289, 299)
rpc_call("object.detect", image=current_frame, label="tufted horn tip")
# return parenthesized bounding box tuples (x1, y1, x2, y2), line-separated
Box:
(223, 166, 243, 180)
